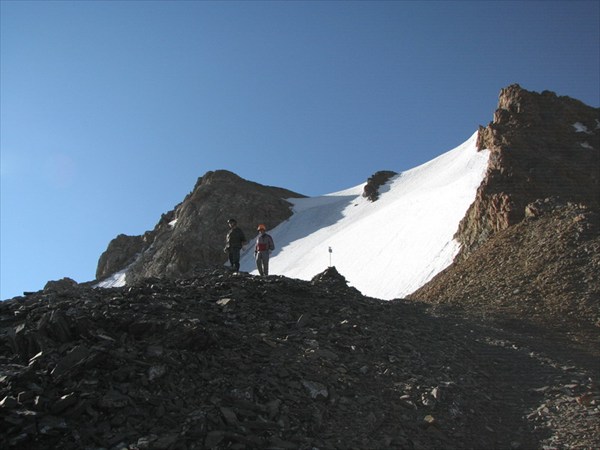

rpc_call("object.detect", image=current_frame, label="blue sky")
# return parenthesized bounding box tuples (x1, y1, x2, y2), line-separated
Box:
(1, 1, 599, 300)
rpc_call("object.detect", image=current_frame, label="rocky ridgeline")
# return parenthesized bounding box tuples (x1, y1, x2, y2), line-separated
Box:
(1, 268, 599, 449)
(456, 84, 599, 260)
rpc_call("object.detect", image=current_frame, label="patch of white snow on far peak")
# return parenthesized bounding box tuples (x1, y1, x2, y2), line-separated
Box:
(95, 269, 127, 289)
(573, 122, 591, 134)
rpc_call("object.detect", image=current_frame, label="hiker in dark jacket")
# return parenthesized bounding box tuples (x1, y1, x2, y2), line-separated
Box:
(254, 224, 275, 276)
(225, 218, 246, 272)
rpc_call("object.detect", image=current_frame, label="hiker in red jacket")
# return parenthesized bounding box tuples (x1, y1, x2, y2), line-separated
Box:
(254, 224, 275, 277)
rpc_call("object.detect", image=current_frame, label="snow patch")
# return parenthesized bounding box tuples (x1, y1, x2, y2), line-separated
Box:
(573, 122, 592, 134)
(95, 268, 127, 288)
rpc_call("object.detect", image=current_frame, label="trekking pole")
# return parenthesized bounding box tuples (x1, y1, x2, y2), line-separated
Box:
(328, 247, 332, 267)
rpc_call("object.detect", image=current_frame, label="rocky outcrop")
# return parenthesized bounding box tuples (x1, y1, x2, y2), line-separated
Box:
(96, 170, 305, 284)
(362, 171, 398, 202)
(412, 202, 600, 330)
(96, 234, 147, 280)
(2, 268, 598, 449)
(310, 265, 347, 285)
(42, 277, 79, 294)
(455, 84, 599, 260)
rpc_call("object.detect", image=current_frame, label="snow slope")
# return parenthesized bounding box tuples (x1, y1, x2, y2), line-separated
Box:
(240, 131, 489, 299)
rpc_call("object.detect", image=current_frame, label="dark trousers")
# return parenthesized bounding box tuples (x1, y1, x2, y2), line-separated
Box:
(228, 247, 241, 271)
(255, 251, 270, 276)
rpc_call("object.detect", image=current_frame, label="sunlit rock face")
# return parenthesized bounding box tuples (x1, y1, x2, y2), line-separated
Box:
(456, 84, 599, 260)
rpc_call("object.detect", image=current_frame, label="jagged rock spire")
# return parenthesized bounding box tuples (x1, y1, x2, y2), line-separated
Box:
(455, 84, 599, 260)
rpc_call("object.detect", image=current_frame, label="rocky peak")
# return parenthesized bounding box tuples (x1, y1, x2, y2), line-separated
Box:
(456, 84, 599, 260)
(96, 171, 305, 284)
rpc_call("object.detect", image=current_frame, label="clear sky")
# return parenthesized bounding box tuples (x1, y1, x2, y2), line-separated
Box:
(1, 1, 599, 300)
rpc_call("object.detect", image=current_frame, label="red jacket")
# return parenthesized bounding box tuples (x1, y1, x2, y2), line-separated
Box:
(255, 233, 275, 253)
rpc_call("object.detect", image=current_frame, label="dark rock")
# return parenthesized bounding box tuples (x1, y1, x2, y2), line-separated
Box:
(362, 170, 398, 202)
(50, 344, 91, 380)
(310, 266, 348, 287)
(98, 390, 129, 410)
(50, 393, 77, 414)
(1, 268, 597, 449)
(524, 196, 567, 219)
(43, 278, 78, 293)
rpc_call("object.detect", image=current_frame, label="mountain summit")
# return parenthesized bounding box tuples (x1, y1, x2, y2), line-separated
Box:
(96, 84, 599, 301)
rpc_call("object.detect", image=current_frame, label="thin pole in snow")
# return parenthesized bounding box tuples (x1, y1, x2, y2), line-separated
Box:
(328, 247, 332, 267)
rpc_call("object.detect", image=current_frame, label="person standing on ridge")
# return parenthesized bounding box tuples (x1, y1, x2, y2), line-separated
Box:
(254, 224, 275, 277)
(225, 218, 246, 272)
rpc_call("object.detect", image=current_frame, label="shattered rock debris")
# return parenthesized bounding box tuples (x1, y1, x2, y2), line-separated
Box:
(2, 268, 598, 449)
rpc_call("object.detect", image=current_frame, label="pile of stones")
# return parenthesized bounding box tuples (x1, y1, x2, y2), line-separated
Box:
(1, 268, 598, 449)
